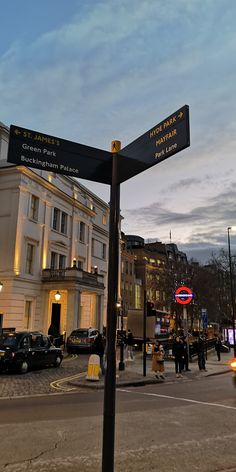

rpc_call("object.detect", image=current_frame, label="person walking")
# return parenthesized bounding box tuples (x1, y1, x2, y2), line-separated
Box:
(93, 333, 105, 375)
(126, 329, 134, 360)
(172, 336, 185, 378)
(215, 336, 222, 361)
(197, 336, 207, 371)
(152, 341, 165, 379)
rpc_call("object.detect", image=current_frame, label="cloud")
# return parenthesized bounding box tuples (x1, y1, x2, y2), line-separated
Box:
(122, 184, 236, 246)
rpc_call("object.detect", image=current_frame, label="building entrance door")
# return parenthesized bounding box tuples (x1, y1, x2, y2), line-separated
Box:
(51, 303, 61, 335)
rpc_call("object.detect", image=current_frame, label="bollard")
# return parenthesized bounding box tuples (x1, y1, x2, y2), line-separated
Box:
(86, 354, 100, 381)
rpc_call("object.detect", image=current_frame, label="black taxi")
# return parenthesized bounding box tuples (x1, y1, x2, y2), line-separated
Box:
(0, 331, 63, 374)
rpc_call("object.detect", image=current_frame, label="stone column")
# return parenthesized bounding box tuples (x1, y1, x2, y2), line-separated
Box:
(66, 289, 81, 335)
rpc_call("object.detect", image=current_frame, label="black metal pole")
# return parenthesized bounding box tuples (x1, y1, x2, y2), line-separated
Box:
(227, 227, 236, 357)
(102, 141, 121, 472)
(143, 289, 147, 377)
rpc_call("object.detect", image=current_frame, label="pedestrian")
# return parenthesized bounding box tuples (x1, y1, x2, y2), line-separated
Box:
(152, 340, 165, 379)
(48, 323, 59, 346)
(197, 336, 207, 371)
(172, 336, 185, 378)
(215, 336, 222, 361)
(182, 336, 191, 371)
(93, 333, 105, 375)
(126, 329, 134, 360)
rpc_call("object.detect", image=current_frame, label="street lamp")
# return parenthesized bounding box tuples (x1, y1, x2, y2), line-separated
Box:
(55, 291, 61, 303)
(227, 226, 236, 356)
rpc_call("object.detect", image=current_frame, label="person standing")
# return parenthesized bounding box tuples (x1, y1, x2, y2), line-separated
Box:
(126, 329, 134, 360)
(215, 337, 222, 361)
(197, 336, 207, 371)
(182, 336, 191, 371)
(152, 341, 165, 379)
(93, 333, 105, 375)
(172, 336, 185, 378)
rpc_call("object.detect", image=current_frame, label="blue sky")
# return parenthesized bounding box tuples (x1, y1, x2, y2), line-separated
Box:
(1, 0, 236, 262)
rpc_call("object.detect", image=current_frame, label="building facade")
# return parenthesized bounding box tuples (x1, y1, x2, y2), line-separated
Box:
(0, 122, 109, 337)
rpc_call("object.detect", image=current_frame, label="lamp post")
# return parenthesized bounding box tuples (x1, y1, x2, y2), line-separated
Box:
(227, 226, 236, 356)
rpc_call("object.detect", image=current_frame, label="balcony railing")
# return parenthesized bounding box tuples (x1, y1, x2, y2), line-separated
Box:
(42, 267, 104, 286)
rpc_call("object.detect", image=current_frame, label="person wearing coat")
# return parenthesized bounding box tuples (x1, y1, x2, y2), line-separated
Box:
(215, 337, 222, 361)
(172, 336, 185, 378)
(93, 333, 105, 375)
(152, 341, 165, 379)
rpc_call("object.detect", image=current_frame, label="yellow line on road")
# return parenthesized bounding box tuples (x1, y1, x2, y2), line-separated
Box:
(50, 371, 86, 392)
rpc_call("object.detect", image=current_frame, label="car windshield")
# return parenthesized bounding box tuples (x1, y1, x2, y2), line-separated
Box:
(70, 330, 88, 338)
(0, 333, 20, 347)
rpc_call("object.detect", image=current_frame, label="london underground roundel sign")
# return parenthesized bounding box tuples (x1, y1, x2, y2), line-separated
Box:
(174, 286, 194, 305)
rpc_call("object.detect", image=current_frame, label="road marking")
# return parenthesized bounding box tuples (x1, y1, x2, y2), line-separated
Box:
(117, 389, 236, 411)
(50, 371, 86, 391)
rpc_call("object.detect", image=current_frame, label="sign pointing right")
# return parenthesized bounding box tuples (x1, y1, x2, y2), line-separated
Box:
(117, 104, 190, 183)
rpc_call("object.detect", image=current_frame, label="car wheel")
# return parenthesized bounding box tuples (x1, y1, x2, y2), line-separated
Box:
(18, 360, 29, 374)
(54, 355, 62, 367)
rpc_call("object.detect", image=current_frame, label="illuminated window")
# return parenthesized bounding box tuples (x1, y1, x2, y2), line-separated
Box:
(102, 213, 107, 225)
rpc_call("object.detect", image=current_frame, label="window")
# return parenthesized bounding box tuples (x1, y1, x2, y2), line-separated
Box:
(79, 221, 86, 242)
(102, 243, 106, 260)
(61, 212, 67, 234)
(25, 244, 34, 274)
(29, 195, 39, 221)
(24, 301, 32, 330)
(51, 252, 57, 269)
(51, 252, 66, 270)
(52, 208, 68, 234)
(92, 238, 95, 256)
(78, 259, 84, 270)
(59, 254, 66, 270)
(52, 208, 60, 231)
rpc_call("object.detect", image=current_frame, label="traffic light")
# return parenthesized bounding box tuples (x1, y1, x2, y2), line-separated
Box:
(147, 301, 155, 316)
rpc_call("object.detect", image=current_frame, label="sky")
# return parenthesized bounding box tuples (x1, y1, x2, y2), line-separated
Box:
(1, 0, 236, 263)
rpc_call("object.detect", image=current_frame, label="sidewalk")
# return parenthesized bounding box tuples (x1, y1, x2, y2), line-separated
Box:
(69, 349, 233, 390)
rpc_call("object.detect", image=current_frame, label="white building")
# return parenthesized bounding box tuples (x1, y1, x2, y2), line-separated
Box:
(0, 122, 109, 337)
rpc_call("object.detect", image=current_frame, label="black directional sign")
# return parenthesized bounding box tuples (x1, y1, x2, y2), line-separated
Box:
(117, 105, 190, 183)
(7, 125, 112, 184)
(7, 105, 190, 185)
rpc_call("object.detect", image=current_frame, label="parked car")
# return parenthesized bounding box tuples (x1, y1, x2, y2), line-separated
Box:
(0, 331, 63, 374)
(66, 328, 100, 353)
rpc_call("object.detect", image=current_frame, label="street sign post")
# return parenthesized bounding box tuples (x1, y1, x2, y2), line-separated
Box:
(6, 105, 190, 472)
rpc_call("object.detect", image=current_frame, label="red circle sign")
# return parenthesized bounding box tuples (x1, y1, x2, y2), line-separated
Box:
(175, 286, 193, 305)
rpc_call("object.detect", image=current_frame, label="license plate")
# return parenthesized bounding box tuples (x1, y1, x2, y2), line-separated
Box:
(0, 351, 5, 357)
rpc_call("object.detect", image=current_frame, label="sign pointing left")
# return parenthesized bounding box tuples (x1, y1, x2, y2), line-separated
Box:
(7, 125, 113, 184)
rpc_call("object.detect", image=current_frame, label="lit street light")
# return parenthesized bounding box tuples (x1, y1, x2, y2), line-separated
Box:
(227, 226, 236, 356)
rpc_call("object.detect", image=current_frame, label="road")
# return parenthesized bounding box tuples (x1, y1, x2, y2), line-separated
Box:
(0, 372, 235, 472)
